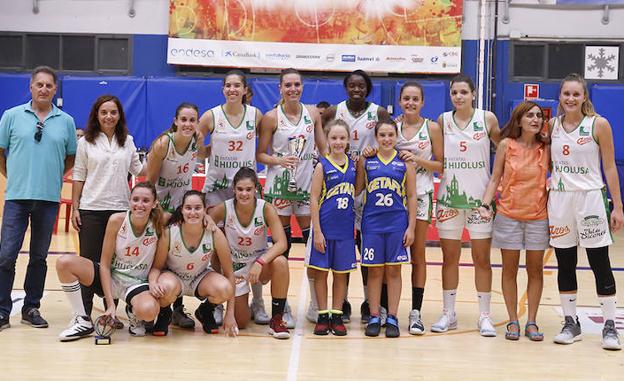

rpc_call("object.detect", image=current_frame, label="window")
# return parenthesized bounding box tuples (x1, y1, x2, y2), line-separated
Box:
(0, 35, 23, 68)
(548, 44, 584, 79)
(26, 34, 60, 69)
(512, 44, 545, 78)
(62, 36, 95, 71)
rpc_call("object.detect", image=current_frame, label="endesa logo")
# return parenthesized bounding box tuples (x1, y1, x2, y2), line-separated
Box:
(342, 54, 356, 62)
(170, 48, 215, 58)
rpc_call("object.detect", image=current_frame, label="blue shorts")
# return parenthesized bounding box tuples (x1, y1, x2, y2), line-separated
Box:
(361, 231, 410, 266)
(307, 237, 357, 273)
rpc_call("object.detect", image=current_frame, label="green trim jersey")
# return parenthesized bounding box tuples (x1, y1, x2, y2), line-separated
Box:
(166, 225, 214, 282)
(224, 198, 268, 270)
(155, 133, 198, 213)
(396, 119, 434, 196)
(550, 115, 603, 192)
(264, 104, 315, 201)
(437, 109, 491, 209)
(111, 212, 158, 283)
(335, 101, 379, 156)
(204, 105, 258, 194)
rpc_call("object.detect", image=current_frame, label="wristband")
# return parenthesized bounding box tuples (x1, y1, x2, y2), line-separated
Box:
(255, 257, 266, 266)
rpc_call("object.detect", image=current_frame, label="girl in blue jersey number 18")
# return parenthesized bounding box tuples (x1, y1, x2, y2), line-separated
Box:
(308, 120, 357, 336)
(357, 120, 417, 338)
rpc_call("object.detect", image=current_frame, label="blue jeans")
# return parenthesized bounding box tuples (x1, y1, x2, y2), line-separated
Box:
(0, 200, 59, 316)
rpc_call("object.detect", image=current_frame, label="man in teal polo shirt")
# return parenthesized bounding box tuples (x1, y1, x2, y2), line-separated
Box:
(0, 66, 77, 331)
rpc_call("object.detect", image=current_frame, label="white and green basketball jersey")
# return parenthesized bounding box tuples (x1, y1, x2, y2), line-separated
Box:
(437, 109, 491, 209)
(224, 198, 268, 271)
(155, 133, 198, 213)
(204, 105, 258, 194)
(111, 212, 158, 282)
(335, 101, 379, 156)
(264, 104, 315, 201)
(551, 115, 603, 191)
(166, 224, 214, 282)
(396, 119, 434, 195)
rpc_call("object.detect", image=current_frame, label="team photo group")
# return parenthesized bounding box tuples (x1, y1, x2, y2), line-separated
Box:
(0, 65, 622, 352)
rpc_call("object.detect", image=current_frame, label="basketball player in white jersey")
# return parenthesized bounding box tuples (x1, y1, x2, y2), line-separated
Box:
(257, 68, 326, 328)
(432, 74, 501, 337)
(394, 82, 443, 335)
(209, 168, 291, 339)
(549, 73, 623, 350)
(320, 70, 390, 324)
(55, 182, 166, 341)
(149, 190, 237, 337)
(147, 102, 207, 330)
(198, 70, 269, 325)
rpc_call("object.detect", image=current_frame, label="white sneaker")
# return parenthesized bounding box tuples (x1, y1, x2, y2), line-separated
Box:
(305, 303, 318, 323)
(431, 311, 457, 333)
(126, 305, 145, 337)
(283, 302, 295, 329)
(601, 320, 621, 351)
(213, 304, 224, 326)
(478, 314, 497, 337)
(553, 316, 582, 345)
(380, 306, 388, 327)
(408, 309, 425, 335)
(59, 315, 94, 342)
(250, 299, 270, 325)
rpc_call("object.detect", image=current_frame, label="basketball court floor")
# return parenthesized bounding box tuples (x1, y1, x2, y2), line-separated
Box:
(1, 222, 623, 381)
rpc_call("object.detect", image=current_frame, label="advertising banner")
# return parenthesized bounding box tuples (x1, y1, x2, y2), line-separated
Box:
(167, 0, 463, 74)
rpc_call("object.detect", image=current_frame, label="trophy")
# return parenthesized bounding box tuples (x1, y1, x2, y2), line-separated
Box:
(287, 135, 306, 192)
(94, 315, 116, 345)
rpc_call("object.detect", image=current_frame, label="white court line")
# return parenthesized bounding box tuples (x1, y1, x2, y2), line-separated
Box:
(287, 272, 309, 381)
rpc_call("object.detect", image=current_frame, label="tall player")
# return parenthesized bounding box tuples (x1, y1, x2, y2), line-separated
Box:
(432, 74, 500, 337)
(198, 70, 267, 325)
(357, 120, 417, 338)
(256, 68, 326, 327)
(147, 102, 206, 330)
(321, 70, 390, 323)
(209, 168, 291, 339)
(549, 73, 623, 350)
(394, 82, 443, 335)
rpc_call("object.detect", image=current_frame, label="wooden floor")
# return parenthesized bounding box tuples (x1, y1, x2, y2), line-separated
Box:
(1, 222, 623, 380)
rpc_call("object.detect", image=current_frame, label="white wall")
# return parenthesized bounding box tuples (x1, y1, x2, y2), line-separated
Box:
(0, 0, 622, 40)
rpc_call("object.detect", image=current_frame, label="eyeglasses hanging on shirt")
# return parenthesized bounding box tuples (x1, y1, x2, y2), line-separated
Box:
(34, 121, 44, 143)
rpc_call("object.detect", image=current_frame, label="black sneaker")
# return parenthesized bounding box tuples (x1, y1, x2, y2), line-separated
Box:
(342, 300, 352, 323)
(152, 307, 173, 336)
(314, 313, 330, 336)
(0, 313, 10, 331)
(172, 305, 195, 329)
(385, 315, 400, 338)
(195, 302, 219, 334)
(330, 313, 347, 336)
(365, 316, 381, 337)
(360, 300, 371, 324)
(21, 308, 48, 328)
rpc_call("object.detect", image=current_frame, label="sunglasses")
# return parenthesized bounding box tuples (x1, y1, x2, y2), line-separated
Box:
(35, 121, 44, 142)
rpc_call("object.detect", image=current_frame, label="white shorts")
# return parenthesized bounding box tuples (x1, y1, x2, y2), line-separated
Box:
(172, 269, 212, 298)
(205, 188, 234, 208)
(417, 193, 433, 223)
(354, 194, 364, 230)
(435, 203, 493, 240)
(548, 190, 613, 248)
(110, 276, 148, 302)
(271, 198, 310, 217)
(234, 262, 253, 297)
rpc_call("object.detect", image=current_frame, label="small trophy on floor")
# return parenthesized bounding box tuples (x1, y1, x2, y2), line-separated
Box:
(94, 315, 115, 345)
(287, 135, 306, 193)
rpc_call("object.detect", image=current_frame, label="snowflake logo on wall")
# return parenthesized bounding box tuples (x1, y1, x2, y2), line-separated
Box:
(585, 46, 619, 80)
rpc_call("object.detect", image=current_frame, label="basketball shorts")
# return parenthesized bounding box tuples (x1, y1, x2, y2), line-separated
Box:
(435, 203, 493, 240)
(205, 188, 234, 208)
(354, 194, 364, 230)
(170, 268, 213, 298)
(307, 237, 357, 273)
(548, 189, 613, 248)
(417, 193, 433, 223)
(361, 231, 410, 266)
(87, 261, 149, 305)
(271, 198, 310, 217)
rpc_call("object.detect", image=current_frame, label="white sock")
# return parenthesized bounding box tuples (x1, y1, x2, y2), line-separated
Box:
(251, 282, 264, 304)
(560, 293, 577, 317)
(308, 277, 318, 309)
(363, 285, 368, 301)
(443, 289, 457, 315)
(478, 292, 491, 315)
(599, 295, 617, 322)
(61, 281, 86, 317)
